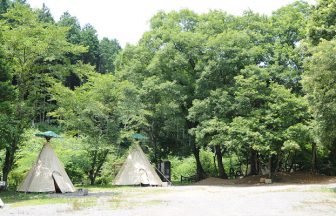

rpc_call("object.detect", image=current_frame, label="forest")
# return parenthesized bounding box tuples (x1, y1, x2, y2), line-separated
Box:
(0, 0, 336, 187)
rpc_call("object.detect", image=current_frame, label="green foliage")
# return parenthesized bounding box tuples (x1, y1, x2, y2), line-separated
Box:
(308, 0, 336, 45)
(58, 11, 82, 44)
(169, 149, 219, 182)
(80, 24, 100, 68)
(50, 74, 144, 184)
(303, 39, 336, 169)
(2, 0, 336, 185)
(98, 37, 121, 73)
(36, 3, 54, 23)
(0, 2, 89, 182)
(169, 156, 195, 182)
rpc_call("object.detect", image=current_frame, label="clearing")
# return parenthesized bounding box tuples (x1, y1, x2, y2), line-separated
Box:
(1, 173, 336, 216)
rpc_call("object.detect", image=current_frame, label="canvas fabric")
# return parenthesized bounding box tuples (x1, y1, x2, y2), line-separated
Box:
(113, 144, 163, 186)
(17, 143, 75, 193)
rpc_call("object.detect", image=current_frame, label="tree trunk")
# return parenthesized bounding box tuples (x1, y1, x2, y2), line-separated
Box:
(213, 155, 218, 174)
(215, 145, 228, 179)
(89, 150, 97, 185)
(289, 151, 297, 172)
(93, 150, 109, 184)
(311, 142, 317, 173)
(2, 139, 18, 183)
(328, 140, 336, 175)
(275, 153, 281, 172)
(88, 149, 110, 185)
(192, 144, 206, 181)
(268, 155, 272, 179)
(89, 174, 96, 186)
(248, 149, 258, 175)
(244, 154, 249, 176)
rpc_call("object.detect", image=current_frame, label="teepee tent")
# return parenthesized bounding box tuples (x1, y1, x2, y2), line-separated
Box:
(113, 144, 163, 186)
(17, 139, 75, 193)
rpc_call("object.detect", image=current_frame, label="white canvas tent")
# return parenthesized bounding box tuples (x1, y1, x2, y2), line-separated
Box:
(17, 143, 75, 193)
(113, 144, 163, 186)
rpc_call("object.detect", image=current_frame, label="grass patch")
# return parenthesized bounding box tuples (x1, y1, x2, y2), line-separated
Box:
(0, 190, 50, 204)
(9, 196, 97, 208)
(12, 197, 72, 207)
(305, 187, 336, 193)
(0, 185, 171, 209)
(0, 190, 98, 208)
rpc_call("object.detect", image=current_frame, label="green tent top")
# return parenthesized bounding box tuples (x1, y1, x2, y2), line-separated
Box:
(35, 131, 60, 141)
(131, 133, 147, 140)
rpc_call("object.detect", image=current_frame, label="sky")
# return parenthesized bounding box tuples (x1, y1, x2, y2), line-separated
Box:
(26, 0, 316, 47)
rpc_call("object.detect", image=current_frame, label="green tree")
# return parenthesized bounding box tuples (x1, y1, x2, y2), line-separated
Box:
(36, 3, 54, 23)
(0, 0, 10, 16)
(308, 0, 336, 45)
(117, 9, 211, 179)
(0, 31, 15, 180)
(81, 24, 100, 69)
(98, 37, 121, 73)
(51, 74, 143, 184)
(0, 2, 86, 182)
(58, 11, 82, 44)
(303, 39, 336, 174)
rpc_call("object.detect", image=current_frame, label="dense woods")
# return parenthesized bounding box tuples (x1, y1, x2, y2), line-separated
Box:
(0, 0, 335, 187)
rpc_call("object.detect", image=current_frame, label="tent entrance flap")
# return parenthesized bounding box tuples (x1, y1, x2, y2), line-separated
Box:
(52, 172, 72, 193)
(139, 168, 150, 185)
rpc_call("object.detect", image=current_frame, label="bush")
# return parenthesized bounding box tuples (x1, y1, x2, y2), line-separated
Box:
(169, 155, 196, 182)
(168, 148, 222, 182)
(199, 148, 217, 176)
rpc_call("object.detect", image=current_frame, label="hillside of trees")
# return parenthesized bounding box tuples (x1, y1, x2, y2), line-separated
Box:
(0, 0, 335, 186)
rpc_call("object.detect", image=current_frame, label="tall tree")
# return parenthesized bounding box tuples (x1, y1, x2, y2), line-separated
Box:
(81, 24, 100, 69)
(36, 3, 54, 23)
(308, 0, 336, 45)
(51, 74, 143, 184)
(58, 11, 81, 44)
(303, 39, 336, 174)
(117, 9, 211, 179)
(0, 2, 86, 182)
(0, 31, 16, 180)
(98, 37, 121, 73)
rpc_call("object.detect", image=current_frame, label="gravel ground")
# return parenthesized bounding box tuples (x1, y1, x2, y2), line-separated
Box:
(1, 183, 336, 216)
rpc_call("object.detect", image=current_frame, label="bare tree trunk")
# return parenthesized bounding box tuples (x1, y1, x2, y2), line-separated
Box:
(2, 138, 18, 183)
(192, 144, 206, 181)
(289, 151, 297, 172)
(275, 153, 281, 172)
(215, 145, 228, 179)
(213, 155, 218, 174)
(268, 155, 272, 179)
(311, 143, 317, 173)
(89, 175, 96, 185)
(248, 149, 258, 175)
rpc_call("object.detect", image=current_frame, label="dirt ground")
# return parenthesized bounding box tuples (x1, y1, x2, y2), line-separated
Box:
(1, 174, 336, 216)
(1, 185, 336, 216)
(195, 172, 336, 185)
